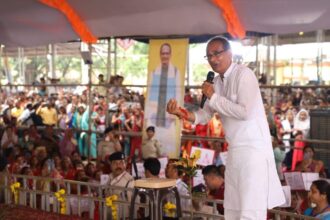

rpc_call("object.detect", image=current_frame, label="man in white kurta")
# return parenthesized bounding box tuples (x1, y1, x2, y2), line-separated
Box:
(167, 36, 285, 219)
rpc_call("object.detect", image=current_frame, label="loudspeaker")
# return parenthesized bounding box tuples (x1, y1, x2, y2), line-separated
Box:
(310, 108, 330, 171)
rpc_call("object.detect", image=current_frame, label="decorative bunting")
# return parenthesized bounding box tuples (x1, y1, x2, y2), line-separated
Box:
(212, 0, 246, 39)
(39, 0, 97, 43)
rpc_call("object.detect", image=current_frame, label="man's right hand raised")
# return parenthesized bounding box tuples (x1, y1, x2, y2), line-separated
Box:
(166, 99, 195, 122)
(166, 99, 180, 116)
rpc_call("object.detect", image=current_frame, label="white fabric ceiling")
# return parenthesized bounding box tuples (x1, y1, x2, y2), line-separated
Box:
(1, 0, 330, 47)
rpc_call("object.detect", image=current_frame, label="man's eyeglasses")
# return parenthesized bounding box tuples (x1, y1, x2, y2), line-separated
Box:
(204, 50, 227, 60)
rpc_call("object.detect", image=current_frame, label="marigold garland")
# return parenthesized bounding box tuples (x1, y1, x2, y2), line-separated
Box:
(54, 189, 66, 214)
(106, 195, 118, 220)
(10, 182, 20, 204)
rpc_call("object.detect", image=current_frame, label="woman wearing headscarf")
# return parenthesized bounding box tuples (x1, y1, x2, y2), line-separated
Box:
(291, 109, 310, 170)
(291, 109, 310, 171)
(293, 109, 310, 139)
(280, 109, 295, 152)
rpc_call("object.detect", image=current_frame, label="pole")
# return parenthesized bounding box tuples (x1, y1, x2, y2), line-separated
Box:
(88, 43, 93, 162)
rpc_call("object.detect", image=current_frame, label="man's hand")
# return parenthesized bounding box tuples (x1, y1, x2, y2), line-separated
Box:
(167, 99, 195, 122)
(202, 81, 215, 99)
(166, 99, 180, 116)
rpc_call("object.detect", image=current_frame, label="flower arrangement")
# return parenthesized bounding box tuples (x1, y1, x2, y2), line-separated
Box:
(10, 182, 20, 204)
(105, 195, 118, 220)
(174, 149, 201, 189)
(54, 189, 66, 214)
(163, 201, 176, 217)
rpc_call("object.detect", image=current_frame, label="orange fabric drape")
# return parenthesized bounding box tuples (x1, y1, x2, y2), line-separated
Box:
(212, 0, 246, 39)
(39, 0, 97, 43)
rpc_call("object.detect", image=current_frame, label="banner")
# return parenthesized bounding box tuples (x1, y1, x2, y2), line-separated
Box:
(190, 146, 215, 167)
(284, 172, 319, 190)
(144, 39, 188, 158)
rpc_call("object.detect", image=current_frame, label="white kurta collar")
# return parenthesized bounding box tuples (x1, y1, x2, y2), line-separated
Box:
(223, 62, 235, 80)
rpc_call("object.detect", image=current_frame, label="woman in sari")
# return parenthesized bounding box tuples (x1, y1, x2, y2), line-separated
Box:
(304, 180, 330, 219)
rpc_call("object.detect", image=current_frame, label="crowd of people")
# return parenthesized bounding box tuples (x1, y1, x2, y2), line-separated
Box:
(0, 73, 330, 219)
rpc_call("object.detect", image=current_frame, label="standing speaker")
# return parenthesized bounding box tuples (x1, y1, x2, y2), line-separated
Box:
(310, 108, 330, 173)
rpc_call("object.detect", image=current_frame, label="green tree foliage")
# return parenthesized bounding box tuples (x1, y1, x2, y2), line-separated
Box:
(116, 42, 149, 84)
(192, 63, 209, 85)
(55, 56, 81, 80)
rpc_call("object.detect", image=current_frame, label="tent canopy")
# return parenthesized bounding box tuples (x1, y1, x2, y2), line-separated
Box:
(1, 0, 330, 47)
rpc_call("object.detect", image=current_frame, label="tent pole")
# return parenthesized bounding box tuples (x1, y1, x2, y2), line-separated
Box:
(51, 44, 56, 79)
(107, 38, 112, 80)
(105, 38, 111, 127)
(186, 45, 190, 86)
(273, 35, 278, 86)
(255, 38, 259, 76)
(316, 29, 324, 84)
(114, 39, 117, 76)
(88, 43, 93, 162)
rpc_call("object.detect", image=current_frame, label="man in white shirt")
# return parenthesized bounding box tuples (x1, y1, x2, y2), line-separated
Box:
(165, 160, 190, 210)
(167, 36, 285, 219)
(106, 152, 134, 219)
(17, 103, 34, 126)
(107, 152, 134, 200)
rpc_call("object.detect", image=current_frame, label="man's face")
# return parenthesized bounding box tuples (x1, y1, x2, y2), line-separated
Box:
(111, 160, 126, 177)
(106, 131, 114, 140)
(147, 130, 154, 139)
(165, 163, 177, 179)
(204, 174, 215, 190)
(204, 174, 223, 191)
(160, 45, 171, 66)
(206, 41, 232, 74)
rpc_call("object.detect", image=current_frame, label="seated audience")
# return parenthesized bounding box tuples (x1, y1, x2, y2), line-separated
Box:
(202, 165, 225, 215)
(143, 157, 161, 178)
(304, 180, 330, 219)
(295, 146, 326, 177)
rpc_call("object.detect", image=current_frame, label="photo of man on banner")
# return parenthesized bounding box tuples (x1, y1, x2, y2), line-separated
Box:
(144, 39, 188, 158)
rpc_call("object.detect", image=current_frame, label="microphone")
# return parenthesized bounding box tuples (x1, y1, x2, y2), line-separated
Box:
(200, 71, 215, 108)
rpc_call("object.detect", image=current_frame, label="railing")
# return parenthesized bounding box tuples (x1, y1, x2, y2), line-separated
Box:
(1, 125, 330, 147)
(0, 172, 149, 219)
(0, 173, 319, 220)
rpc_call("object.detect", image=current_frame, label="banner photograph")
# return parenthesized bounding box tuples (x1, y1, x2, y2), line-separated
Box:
(144, 39, 188, 158)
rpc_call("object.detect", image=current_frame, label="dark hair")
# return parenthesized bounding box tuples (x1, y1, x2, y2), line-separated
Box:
(20, 166, 31, 175)
(202, 165, 223, 178)
(207, 36, 231, 51)
(312, 180, 330, 203)
(167, 159, 184, 176)
(160, 43, 171, 54)
(144, 158, 161, 176)
(303, 145, 315, 153)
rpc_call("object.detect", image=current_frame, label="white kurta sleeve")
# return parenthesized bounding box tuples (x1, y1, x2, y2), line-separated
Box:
(194, 100, 214, 125)
(209, 68, 259, 120)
